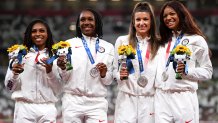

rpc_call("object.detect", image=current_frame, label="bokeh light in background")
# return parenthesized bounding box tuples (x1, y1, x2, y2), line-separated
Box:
(0, 0, 218, 122)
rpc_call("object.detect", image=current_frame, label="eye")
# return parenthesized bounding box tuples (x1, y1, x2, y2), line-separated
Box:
(169, 11, 177, 16)
(135, 18, 141, 21)
(39, 29, 46, 33)
(143, 17, 149, 21)
(31, 29, 36, 33)
(80, 18, 85, 22)
(88, 17, 94, 21)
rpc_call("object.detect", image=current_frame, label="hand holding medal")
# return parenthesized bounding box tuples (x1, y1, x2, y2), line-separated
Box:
(96, 62, 107, 78)
(89, 45, 107, 78)
(90, 62, 107, 78)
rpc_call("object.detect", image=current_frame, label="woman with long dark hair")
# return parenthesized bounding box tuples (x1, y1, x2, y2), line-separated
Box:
(155, 1, 213, 123)
(113, 2, 160, 123)
(4, 19, 61, 123)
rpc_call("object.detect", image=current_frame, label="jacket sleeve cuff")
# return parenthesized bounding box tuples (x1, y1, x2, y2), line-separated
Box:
(47, 71, 55, 79)
(12, 74, 19, 79)
(100, 77, 107, 84)
(58, 67, 67, 76)
(115, 72, 122, 84)
(182, 69, 194, 80)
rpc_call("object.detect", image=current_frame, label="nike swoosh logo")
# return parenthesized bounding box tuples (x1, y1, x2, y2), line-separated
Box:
(99, 120, 105, 122)
(185, 119, 192, 123)
(149, 113, 155, 115)
(75, 46, 82, 48)
(24, 56, 31, 59)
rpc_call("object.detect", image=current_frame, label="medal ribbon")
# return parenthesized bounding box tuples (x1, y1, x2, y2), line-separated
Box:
(165, 38, 172, 60)
(136, 39, 150, 74)
(81, 36, 99, 64)
(165, 33, 184, 71)
(32, 45, 41, 64)
(9, 49, 27, 70)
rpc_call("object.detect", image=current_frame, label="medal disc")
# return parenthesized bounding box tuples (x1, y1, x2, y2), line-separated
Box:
(137, 76, 148, 87)
(90, 67, 100, 78)
(162, 71, 169, 82)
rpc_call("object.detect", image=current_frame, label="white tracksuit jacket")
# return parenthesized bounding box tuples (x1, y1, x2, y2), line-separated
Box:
(4, 48, 61, 103)
(113, 35, 159, 96)
(154, 34, 213, 123)
(58, 35, 114, 97)
(155, 34, 213, 90)
(113, 35, 159, 123)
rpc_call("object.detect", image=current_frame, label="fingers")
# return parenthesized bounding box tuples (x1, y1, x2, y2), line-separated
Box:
(177, 62, 185, 74)
(96, 63, 107, 71)
(120, 67, 129, 80)
(57, 56, 67, 70)
(12, 63, 24, 74)
(96, 63, 107, 78)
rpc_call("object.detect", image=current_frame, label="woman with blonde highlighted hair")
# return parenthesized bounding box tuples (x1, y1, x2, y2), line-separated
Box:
(113, 2, 160, 123)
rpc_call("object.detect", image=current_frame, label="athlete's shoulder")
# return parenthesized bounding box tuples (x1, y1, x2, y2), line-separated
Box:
(66, 37, 81, 42)
(99, 39, 114, 49)
(115, 35, 129, 45)
(184, 34, 208, 48)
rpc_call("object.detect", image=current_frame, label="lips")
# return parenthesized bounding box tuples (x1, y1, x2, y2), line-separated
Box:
(33, 37, 45, 44)
(166, 21, 175, 28)
(35, 38, 43, 41)
(83, 27, 93, 31)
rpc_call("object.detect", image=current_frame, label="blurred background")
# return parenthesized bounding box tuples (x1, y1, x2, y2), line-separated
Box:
(0, 0, 218, 122)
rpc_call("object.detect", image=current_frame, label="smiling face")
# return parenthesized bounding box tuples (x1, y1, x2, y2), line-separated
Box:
(31, 22, 48, 50)
(79, 10, 96, 37)
(163, 6, 180, 31)
(134, 12, 151, 38)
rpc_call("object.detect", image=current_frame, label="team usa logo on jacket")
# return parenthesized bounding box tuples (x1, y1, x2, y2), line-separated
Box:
(98, 46, 105, 53)
(181, 39, 189, 46)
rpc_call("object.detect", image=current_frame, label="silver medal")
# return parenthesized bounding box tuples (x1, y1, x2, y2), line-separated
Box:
(90, 67, 100, 78)
(137, 76, 148, 87)
(162, 71, 169, 82)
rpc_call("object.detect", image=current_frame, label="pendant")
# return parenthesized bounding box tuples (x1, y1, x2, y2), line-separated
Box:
(162, 71, 169, 82)
(90, 67, 100, 78)
(137, 76, 148, 87)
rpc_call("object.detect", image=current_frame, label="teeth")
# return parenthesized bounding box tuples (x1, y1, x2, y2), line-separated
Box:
(36, 38, 42, 41)
(168, 21, 174, 25)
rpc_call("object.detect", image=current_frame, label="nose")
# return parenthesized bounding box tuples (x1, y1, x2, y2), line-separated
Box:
(35, 31, 41, 35)
(166, 15, 171, 20)
(139, 20, 145, 25)
(83, 19, 90, 25)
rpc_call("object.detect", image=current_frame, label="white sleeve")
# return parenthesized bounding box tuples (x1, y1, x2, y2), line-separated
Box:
(46, 62, 63, 95)
(55, 59, 72, 84)
(113, 36, 124, 85)
(4, 64, 21, 92)
(182, 37, 213, 81)
(100, 44, 114, 85)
